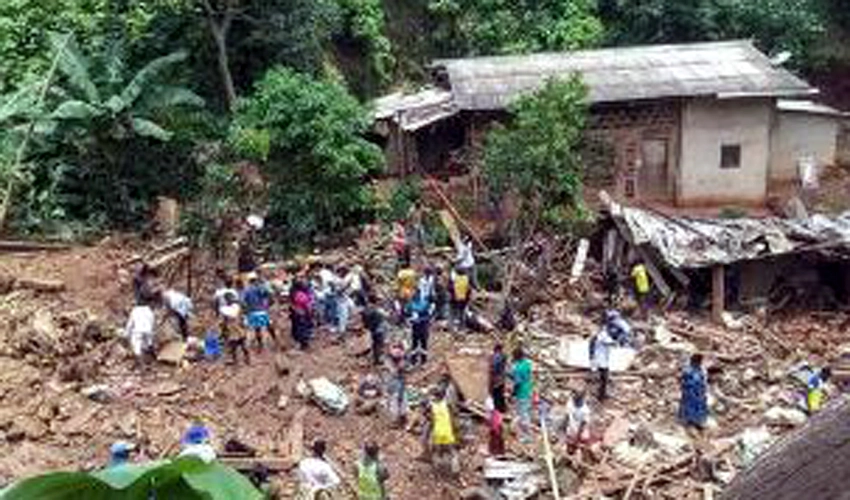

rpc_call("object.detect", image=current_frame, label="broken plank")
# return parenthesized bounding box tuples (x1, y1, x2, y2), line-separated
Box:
(447, 356, 490, 406)
(282, 408, 306, 465)
(0, 240, 70, 252)
(15, 278, 65, 293)
(569, 239, 590, 285)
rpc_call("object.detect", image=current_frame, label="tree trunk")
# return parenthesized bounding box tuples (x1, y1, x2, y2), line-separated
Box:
(201, 0, 238, 112)
(211, 27, 237, 111)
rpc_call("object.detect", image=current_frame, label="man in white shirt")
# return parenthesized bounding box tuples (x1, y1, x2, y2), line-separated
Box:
(125, 300, 155, 361)
(297, 440, 341, 497)
(564, 390, 592, 454)
(162, 288, 193, 340)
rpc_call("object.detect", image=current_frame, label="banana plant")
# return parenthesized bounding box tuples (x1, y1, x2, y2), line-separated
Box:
(42, 32, 204, 142)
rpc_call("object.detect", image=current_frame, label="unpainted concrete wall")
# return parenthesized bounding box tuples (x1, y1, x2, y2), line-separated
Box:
(770, 111, 839, 183)
(679, 98, 772, 206)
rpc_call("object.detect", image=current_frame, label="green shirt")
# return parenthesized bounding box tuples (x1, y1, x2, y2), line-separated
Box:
(512, 358, 534, 400)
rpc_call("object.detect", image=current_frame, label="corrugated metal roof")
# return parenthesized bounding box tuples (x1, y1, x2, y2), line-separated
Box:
(777, 99, 848, 117)
(371, 88, 458, 131)
(434, 40, 816, 110)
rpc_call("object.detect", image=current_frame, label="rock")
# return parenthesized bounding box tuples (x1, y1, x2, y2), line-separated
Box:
(764, 406, 808, 426)
(308, 378, 349, 414)
(721, 312, 744, 330)
(274, 354, 290, 376)
(737, 426, 774, 466)
(81, 384, 113, 403)
(157, 340, 186, 365)
(277, 395, 289, 409)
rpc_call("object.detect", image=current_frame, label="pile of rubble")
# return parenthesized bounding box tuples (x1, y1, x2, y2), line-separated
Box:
(0, 227, 846, 499)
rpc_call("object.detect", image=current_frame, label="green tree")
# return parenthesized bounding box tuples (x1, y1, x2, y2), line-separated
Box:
(600, 0, 827, 69)
(427, 0, 603, 56)
(0, 33, 206, 232)
(231, 67, 383, 247)
(485, 75, 588, 232)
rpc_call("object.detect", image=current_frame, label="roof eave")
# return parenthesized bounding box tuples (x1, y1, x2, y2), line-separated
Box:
(715, 88, 819, 100)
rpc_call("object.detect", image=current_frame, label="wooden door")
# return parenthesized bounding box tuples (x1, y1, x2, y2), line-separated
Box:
(639, 138, 670, 201)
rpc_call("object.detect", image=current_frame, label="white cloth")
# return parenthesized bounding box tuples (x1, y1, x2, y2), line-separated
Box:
(163, 289, 193, 318)
(317, 269, 338, 297)
(456, 241, 475, 269)
(591, 328, 614, 370)
(179, 443, 217, 463)
(297, 457, 341, 492)
(566, 399, 591, 438)
(125, 306, 155, 357)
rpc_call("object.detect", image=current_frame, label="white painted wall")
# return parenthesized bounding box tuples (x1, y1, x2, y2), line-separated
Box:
(770, 111, 838, 183)
(678, 98, 772, 206)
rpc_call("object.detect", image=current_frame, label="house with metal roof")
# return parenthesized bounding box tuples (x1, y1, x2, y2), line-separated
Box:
(373, 40, 846, 208)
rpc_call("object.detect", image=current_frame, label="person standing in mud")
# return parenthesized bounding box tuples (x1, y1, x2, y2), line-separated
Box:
(289, 278, 314, 351)
(242, 272, 278, 349)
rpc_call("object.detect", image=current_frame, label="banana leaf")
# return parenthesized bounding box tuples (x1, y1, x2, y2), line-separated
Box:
(1, 457, 263, 500)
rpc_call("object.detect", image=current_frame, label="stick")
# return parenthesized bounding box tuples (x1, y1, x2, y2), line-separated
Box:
(540, 415, 561, 500)
(424, 176, 488, 251)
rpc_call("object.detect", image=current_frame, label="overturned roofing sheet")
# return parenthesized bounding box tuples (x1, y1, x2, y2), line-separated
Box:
(605, 198, 850, 269)
(435, 40, 816, 110)
(371, 88, 457, 131)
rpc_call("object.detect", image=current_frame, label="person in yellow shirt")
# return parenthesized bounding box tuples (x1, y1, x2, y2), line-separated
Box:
(428, 386, 459, 477)
(395, 260, 417, 322)
(631, 261, 651, 317)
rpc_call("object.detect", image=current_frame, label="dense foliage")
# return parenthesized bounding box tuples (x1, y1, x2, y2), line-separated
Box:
(231, 67, 383, 248)
(0, 0, 845, 243)
(600, 0, 829, 69)
(427, 0, 603, 56)
(484, 76, 588, 232)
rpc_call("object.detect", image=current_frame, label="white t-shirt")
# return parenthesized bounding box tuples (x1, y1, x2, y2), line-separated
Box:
(456, 241, 475, 269)
(179, 443, 217, 463)
(566, 399, 591, 437)
(125, 306, 155, 337)
(163, 289, 193, 318)
(297, 457, 341, 491)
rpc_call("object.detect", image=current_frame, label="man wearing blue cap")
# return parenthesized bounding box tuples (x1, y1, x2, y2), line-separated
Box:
(109, 441, 136, 468)
(179, 422, 217, 463)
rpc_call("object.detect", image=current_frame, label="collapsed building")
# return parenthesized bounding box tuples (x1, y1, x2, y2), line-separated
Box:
(598, 192, 850, 317)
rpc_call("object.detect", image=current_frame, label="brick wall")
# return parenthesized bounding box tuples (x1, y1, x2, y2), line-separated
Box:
(584, 100, 681, 203)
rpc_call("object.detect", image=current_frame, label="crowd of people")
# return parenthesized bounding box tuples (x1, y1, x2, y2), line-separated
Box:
(119, 213, 833, 499)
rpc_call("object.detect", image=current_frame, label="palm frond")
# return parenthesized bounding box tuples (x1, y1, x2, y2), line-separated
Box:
(49, 33, 100, 104)
(49, 100, 101, 121)
(132, 117, 173, 141)
(0, 83, 41, 123)
(120, 51, 188, 109)
(138, 85, 205, 113)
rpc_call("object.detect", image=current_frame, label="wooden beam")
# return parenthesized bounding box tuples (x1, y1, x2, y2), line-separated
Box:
(424, 176, 488, 251)
(712, 265, 725, 324)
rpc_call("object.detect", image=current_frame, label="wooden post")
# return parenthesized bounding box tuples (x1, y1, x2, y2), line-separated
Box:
(712, 265, 725, 323)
